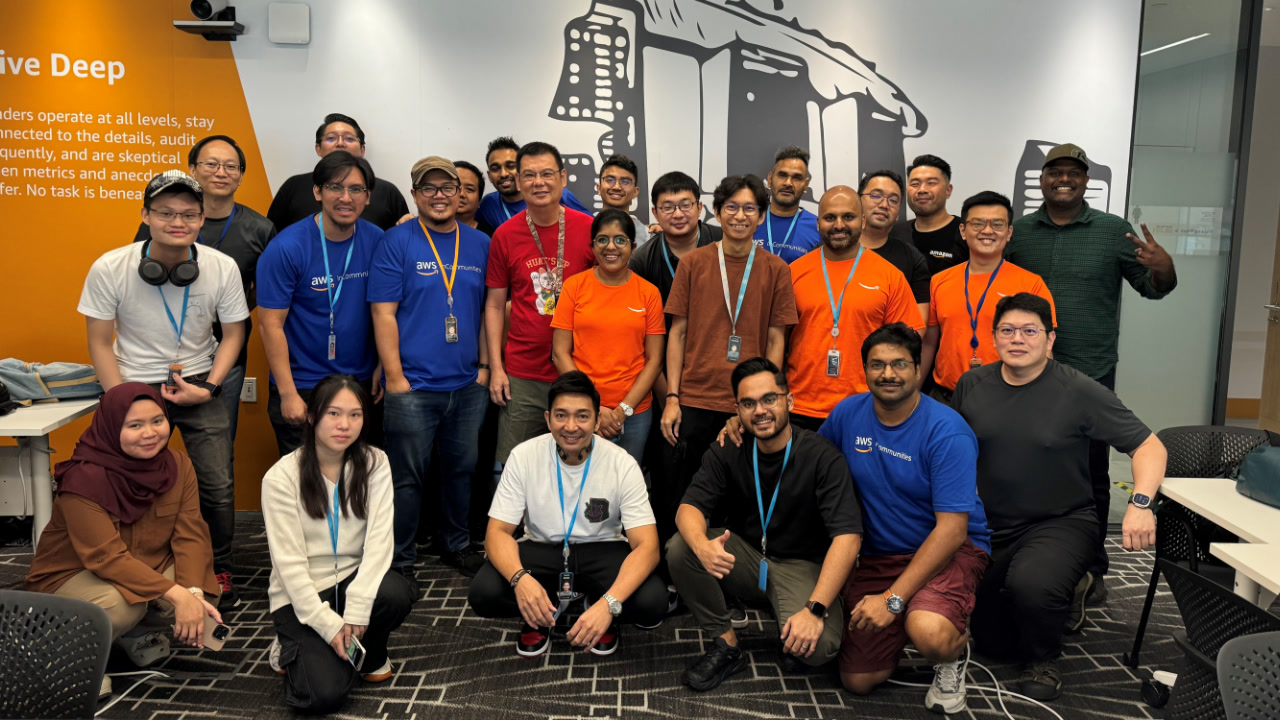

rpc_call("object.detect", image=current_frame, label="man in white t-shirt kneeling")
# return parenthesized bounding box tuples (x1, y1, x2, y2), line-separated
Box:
(468, 371, 665, 657)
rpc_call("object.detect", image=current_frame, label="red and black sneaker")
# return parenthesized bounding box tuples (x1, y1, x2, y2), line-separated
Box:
(215, 571, 240, 609)
(517, 624, 551, 658)
(589, 624, 619, 656)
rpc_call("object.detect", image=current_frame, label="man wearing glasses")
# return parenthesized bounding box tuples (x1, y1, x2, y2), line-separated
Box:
(257, 152, 385, 456)
(628, 171, 720, 307)
(854, 170, 931, 323)
(953, 293, 1165, 701)
(1005, 143, 1177, 612)
(919, 192, 1055, 407)
(752, 146, 821, 264)
(369, 157, 491, 580)
(596, 154, 650, 247)
(81, 170, 249, 608)
(266, 113, 409, 231)
(477, 136, 592, 231)
(669, 357, 861, 691)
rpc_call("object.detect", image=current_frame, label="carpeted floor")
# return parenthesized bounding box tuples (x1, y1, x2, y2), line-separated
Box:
(0, 514, 1183, 719)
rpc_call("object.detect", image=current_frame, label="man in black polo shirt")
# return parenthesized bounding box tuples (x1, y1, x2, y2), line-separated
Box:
(953, 292, 1164, 701)
(266, 113, 409, 231)
(668, 357, 862, 692)
(890, 154, 968, 276)
(855, 170, 931, 323)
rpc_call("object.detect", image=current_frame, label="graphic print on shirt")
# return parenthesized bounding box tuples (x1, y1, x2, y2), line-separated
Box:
(531, 267, 557, 315)
(854, 436, 874, 453)
(859, 433, 913, 462)
(416, 260, 439, 277)
(584, 498, 610, 523)
(310, 270, 370, 290)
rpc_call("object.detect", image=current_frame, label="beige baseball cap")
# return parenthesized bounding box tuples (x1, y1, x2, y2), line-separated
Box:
(410, 156, 459, 187)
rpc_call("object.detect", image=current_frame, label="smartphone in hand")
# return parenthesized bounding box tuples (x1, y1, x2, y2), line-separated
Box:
(346, 634, 365, 671)
(202, 617, 230, 651)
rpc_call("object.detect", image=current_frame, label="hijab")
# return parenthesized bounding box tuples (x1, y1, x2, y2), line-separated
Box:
(54, 383, 178, 524)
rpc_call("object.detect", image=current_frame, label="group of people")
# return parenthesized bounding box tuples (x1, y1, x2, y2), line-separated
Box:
(21, 110, 1181, 714)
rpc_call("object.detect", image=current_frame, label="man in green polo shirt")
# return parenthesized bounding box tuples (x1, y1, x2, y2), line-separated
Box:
(1005, 142, 1176, 620)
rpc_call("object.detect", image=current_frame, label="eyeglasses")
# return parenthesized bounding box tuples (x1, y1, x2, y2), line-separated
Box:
(1043, 167, 1086, 181)
(321, 133, 360, 146)
(867, 359, 913, 373)
(148, 209, 203, 224)
(721, 202, 761, 217)
(520, 169, 561, 183)
(966, 218, 1009, 231)
(416, 183, 459, 197)
(657, 200, 697, 216)
(997, 325, 1043, 339)
(194, 161, 243, 175)
(600, 175, 634, 188)
(736, 392, 781, 411)
(322, 183, 369, 198)
(861, 192, 901, 207)
(594, 235, 630, 248)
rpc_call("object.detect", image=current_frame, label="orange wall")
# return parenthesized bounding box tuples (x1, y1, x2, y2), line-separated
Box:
(1, 1, 275, 510)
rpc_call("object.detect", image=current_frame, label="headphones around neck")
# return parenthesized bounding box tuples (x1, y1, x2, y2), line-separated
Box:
(138, 239, 200, 287)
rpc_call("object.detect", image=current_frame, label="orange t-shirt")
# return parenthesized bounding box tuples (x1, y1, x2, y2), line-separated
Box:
(787, 246, 924, 418)
(928, 260, 1057, 391)
(550, 270, 665, 412)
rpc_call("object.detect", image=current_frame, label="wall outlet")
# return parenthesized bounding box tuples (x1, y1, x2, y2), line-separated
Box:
(241, 377, 258, 403)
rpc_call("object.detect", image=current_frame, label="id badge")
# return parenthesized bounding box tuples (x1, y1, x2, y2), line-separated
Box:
(557, 571, 575, 601)
(328, 333, 337, 361)
(826, 349, 841, 377)
(758, 559, 769, 591)
(727, 335, 743, 363)
(165, 363, 183, 390)
(445, 316, 459, 343)
(969, 356, 982, 369)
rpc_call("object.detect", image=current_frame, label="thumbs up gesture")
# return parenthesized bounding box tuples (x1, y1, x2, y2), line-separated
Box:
(696, 529, 737, 579)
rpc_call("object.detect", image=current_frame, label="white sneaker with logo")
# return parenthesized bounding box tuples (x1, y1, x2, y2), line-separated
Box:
(925, 646, 968, 714)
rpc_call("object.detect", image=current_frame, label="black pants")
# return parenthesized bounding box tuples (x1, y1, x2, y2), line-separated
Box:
(1088, 367, 1117, 577)
(272, 570, 415, 714)
(971, 513, 1096, 664)
(468, 541, 667, 627)
(268, 379, 384, 458)
(655, 406, 735, 549)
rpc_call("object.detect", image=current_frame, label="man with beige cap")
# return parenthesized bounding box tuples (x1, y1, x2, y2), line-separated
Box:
(369, 156, 493, 579)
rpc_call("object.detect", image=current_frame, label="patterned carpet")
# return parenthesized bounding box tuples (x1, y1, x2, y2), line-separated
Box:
(0, 514, 1183, 719)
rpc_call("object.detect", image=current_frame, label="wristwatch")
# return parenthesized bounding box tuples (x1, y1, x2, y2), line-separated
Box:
(1130, 493, 1154, 510)
(805, 600, 827, 618)
(194, 380, 222, 397)
(602, 593, 623, 616)
(883, 589, 905, 615)
(618, 402, 634, 417)
(187, 586, 204, 599)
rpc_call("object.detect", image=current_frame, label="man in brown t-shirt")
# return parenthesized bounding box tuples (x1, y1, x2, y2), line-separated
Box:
(660, 174, 798, 563)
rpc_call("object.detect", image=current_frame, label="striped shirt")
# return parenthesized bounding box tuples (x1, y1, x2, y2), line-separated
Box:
(1006, 202, 1175, 379)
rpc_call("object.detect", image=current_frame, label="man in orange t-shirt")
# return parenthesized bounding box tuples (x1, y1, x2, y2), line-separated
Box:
(922, 191, 1056, 405)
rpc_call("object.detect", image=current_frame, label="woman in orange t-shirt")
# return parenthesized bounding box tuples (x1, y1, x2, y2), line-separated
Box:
(551, 209, 666, 464)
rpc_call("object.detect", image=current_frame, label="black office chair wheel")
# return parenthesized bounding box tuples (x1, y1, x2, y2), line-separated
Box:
(1141, 678, 1171, 708)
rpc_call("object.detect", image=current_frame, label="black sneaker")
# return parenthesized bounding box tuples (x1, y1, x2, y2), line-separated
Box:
(441, 547, 486, 578)
(1064, 572, 1093, 634)
(1018, 660, 1063, 701)
(682, 637, 748, 691)
(215, 571, 240, 609)
(517, 624, 551, 658)
(777, 649, 808, 674)
(666, 586, 680, 614)
(393, 565, 420, 598)
(728, 598, 749, 629)
(1086, 575, 1108, 607)
(589, 624, 619, 656)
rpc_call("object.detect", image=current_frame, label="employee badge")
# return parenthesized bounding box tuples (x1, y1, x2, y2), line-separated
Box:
(445, 316, 459, 343)
(727, 335, 742, 363)
(826, 349, 841, 377)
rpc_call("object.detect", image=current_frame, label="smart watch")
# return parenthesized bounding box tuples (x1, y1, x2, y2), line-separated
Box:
(603, 593, 623, 616)
(805, 600, 827, 618)
(884, 590, 905, 615)
(1130, 493, 1154, 510)
(618, 402, 634, 417)
(194, 380, 222, 397)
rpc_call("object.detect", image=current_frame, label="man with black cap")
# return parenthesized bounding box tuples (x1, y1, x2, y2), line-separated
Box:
(1006, 142, 1176, 618)
(80, 170, 250, 606)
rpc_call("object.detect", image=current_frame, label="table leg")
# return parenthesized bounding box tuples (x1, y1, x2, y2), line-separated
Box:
(1233, 570, 1261, 606)
(27, 434, 53, 550)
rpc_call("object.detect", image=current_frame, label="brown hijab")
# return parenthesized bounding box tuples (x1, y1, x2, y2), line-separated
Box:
(54, 383, 177, 523)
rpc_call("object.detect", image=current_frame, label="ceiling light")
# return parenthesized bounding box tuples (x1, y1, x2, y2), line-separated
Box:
(1140, 33, 1211, 56)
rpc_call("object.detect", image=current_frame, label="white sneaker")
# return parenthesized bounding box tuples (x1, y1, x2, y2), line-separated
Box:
(98, 674, 112, 700)
(117, 631, 171, 668)
(925, 646, 968, 714)
(267, 638, 285, 675)
(362, 658, 393, 682)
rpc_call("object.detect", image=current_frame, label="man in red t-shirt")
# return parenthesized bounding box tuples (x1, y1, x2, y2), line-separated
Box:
(485, 142, 595, 464)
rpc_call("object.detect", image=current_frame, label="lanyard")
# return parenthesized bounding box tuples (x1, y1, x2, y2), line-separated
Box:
(554, 443, 593, 566)
(420, 219, 460, 315)
(964, 260, 1004, 352)
(158, 284, 190, 358)
(325, 466, 345, 616)
(765, 209, 801, 255)
(820, 244, 866, 339)
(316, 214, 356, 332)
(525, 207, 567, 300)
(501, 197, 515, 221)
(661, 227, 699, 280)
(717, 241, 757, 336)
(752, 435, 793, 557)
(203, 204, 237, 250)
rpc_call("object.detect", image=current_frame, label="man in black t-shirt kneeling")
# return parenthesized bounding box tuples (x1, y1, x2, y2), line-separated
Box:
(669, 358, 863, 692)
(953, 293, 1165, 702)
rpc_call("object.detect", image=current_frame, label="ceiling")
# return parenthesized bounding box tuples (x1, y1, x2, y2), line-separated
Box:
(1140, 0, 1280, 74)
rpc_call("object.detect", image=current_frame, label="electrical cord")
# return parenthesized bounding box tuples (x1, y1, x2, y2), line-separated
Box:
(95, 670, 169, 717)
(884, 646, 1065, 720)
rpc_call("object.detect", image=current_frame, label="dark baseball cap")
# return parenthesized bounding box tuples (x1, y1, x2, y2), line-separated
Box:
(1042, 143, 1089, 170)
(144, 170, 203, 207)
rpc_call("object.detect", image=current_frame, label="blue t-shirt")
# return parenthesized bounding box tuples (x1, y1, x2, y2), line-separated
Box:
(753, 207, 821, 264)
(477, 188, 592, 230)
(256, 215, 383, 388)
(367, 220, 491, 391)
(819, 393, 991, 555)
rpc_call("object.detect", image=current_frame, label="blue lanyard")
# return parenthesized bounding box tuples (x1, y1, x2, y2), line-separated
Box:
(203, 205, 236, 250)
(765, 209, 801, 255)
(150, 244, 191, 352)
(325, 467, 344, 614)
(500, 197, 515, 221)
(316, 215, 357, 330)
(661, 227, 699, 279)
(554, 444, 593, 552)
(717, 241, 757, 335)
(752, 435, 792, 556)
(820, 244, 866, 338)
(964, 260, 1004, 351)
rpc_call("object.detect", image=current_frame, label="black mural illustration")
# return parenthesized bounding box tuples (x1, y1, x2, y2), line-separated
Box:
(1015, 140, 1112, 217)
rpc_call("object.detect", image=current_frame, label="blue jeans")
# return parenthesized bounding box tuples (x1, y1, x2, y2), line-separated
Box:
(611, 408, 652, 466)
(384, 382, 489, 566)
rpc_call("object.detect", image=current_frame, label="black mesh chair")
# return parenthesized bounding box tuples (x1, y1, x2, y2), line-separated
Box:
(1217, 630, 1280, 720)
(0, 590, 111, 719)
(1159, 559, 1280, 720)
(1125, 425, 1274, 669)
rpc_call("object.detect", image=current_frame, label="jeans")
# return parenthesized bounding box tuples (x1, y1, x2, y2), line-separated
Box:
(610, 408, 652, 466)
(384, 382, 489, 566)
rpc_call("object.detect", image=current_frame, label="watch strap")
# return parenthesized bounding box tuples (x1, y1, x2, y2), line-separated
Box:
(603, 592, 623, 615)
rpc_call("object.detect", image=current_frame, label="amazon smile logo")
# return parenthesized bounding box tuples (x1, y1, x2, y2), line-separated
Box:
(854, 436, 873, 453)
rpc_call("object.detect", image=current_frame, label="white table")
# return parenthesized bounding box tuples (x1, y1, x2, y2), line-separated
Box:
(0, 399, 100, 548)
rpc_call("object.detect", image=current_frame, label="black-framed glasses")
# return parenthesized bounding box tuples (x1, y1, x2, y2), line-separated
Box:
(965, 218, 1009, 231)
(657, 200, 697, 215)
(594, 235, 630, 248)
(736, 392, 781, 411)
(416, 183, 459, 197)
(996, 325, 1043, 339)
(721, 202, 761, 217)
(148, 209, 204, 224)
(322, 183, 369, 198)
(861, 192, 901, 207)
(320, 133, 359, 146)
(867, 359, 913, 373)
(194, 161, 243, 175)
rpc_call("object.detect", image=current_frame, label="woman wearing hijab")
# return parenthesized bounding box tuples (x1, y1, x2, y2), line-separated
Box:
(261, 374, 412, 714)
(26, 383, 222, 699)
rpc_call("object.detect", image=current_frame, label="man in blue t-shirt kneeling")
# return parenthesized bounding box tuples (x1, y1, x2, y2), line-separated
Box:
(820, 323, 990, 715)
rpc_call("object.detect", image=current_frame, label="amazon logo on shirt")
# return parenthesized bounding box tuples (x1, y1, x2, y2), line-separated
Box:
(416, 260, 440, 277)
(309, 271, 370, 291)
(854, 436, 874, 453)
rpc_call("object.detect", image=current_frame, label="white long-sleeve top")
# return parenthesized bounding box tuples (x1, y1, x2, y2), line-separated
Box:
(262, 447, 394, 643)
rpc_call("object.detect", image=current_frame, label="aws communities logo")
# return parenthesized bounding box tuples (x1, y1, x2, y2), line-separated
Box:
(416, 260, 439, 277)
(309, 271, 369, 291)
(854, 436, 873, 453)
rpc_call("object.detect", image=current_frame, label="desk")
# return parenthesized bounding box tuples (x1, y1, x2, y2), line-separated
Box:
(1211, 542, 1280, 607)
(0, 399, 100, 548)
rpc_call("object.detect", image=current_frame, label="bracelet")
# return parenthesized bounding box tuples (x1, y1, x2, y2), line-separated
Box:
(509, 569, 530, 588)
(478, 363, 490, 370)
(666, 392, 680, 399)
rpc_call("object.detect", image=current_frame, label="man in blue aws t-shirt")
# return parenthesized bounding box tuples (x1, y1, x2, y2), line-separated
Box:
(819, 322, 990, 715)
(753, 145, 821, 264)
(478, 135, 592, 230)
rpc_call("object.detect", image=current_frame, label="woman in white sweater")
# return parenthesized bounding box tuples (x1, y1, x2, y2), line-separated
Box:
(261, 374, 415, 713)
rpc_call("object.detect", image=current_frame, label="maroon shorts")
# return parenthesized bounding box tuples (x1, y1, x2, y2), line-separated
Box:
(838, 539, 989, 674)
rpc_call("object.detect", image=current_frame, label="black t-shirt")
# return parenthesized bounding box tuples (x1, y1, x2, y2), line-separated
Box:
(266, 171, 409, 232)
(891, 217, 968, 276)
(953, 359, 1152, 533)
(133, 202, 275, 367)
(869, 237, 931, 303)
(629, 220, 720, 308)
(681, 427, 864, 561)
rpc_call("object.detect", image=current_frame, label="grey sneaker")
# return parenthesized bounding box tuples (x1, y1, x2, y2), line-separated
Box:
(1018, 659, 1063, 701)
(1065, 571, 1094, 634)
(925, 646, 968, 714)
(267, 638, 285, 675)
